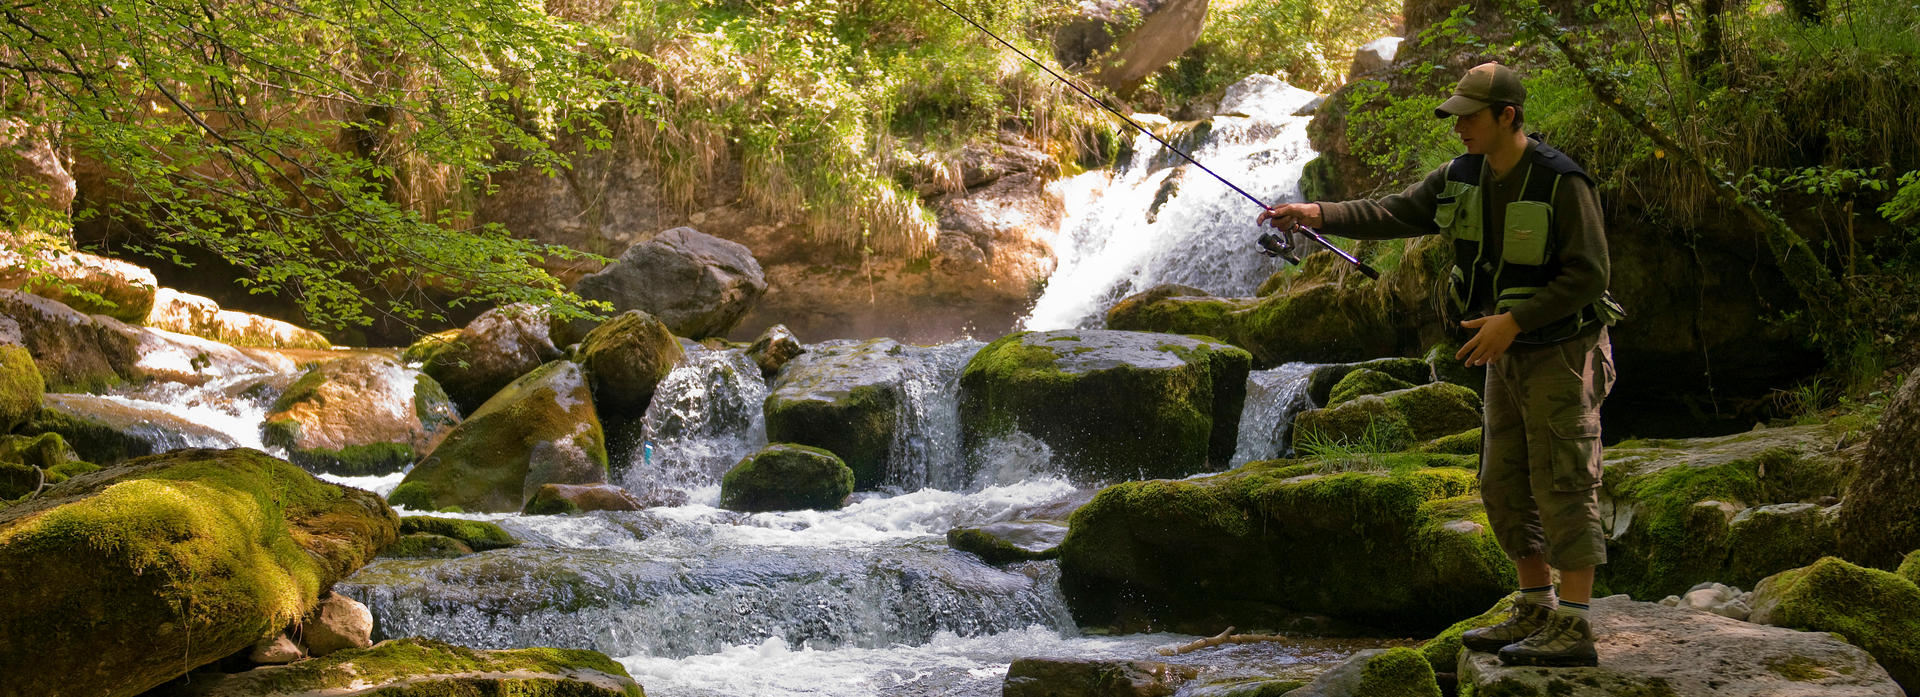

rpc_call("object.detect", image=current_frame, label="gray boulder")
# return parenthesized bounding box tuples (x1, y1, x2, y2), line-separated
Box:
(747, 324, 803, 378)
(574, 227, 767, 339)
(19, 393, 238, 464)
(762, 338, 915, 489)
(417, 303, 563, 414)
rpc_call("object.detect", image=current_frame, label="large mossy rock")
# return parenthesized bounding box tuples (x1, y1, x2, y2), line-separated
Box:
(0, 432, 95, 500)
(1291, 382, 1481, 453)
(578, 310, 683, 420)
(1283, 647, 1438, 697)
(1326, 368, 1414, 407)
(1598, 426, 1849, 599)
(390, 360, 607, 513)
(720, 443, 855, 512)
(0, 448, 399, 697)
(263, 356, 460, 476)
(573, 226, 767, 340)
(395, 515, 520, 551)
(0, 340, 44, 433)
(1058, 461, 1511, 634)
(1836, 365, 1920, 569)
(1748, 556, 1920, 694)
(960, 330, 1251, 484)
(147, 637, 643, 697)
(762, 338, 913, 488)
(1459, 594, 1902, 696)
(0, 288, 138, 392)
(418, 303, 565, 415)
(18, 393, 238, 464)
(144, 288, 330, 350)
(1307, 356, 1430, 406)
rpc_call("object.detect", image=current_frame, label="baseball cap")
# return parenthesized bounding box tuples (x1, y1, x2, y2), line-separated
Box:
(1435, 62, 1526, 118)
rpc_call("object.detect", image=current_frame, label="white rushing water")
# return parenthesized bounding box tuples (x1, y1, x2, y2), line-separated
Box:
(1231, 362, 1320, 465)
(1024, 75, 1323, 330)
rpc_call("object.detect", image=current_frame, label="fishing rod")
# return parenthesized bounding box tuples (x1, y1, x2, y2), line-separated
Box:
(923, 0, 1379, 280)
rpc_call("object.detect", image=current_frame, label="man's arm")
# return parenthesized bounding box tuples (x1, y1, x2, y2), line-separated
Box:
(1258, 165, 1450, 240)
(1506, 175, 1609, 333)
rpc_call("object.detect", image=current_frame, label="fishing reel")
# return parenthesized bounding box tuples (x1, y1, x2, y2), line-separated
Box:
(1256, 231, 1300, 265)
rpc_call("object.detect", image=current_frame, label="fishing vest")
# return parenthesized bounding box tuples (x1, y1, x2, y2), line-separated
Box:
(1434, 142, 1626, 345)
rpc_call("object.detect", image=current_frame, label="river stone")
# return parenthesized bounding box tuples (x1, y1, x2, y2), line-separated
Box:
(1458, 594, 1902, 697)
(263, 356, 460, 476)
(0, 288, 139, 392)
(248, 633, 304, 665)
(1285, 647, 1438, 697)
(573, 226, 767, 340)
(1307, 357, 1430, 406)
(144, 287, 330, 349)
(947, 521, 1069, 564)
(390, 360, 607, 513)
(1060, 463, 1508, 634)
(378, 532, 475, 559)
(302, 591, 374, 657)
(0, 242, 157, 323)
(1326, 368, 1415, 407)
(419, 303, 564, 415)
(1050, 0, 1208, 94)
(94, 315, 279, 386)
(1837, 364, 1920, 569)
(1747, 556, 1920, 693)
(762, 338, 913, 488)
(0, 342, 43, 433)
(523, 482, 645, 515)
(720, 443, 855, 512)
(0, 448, 399, 697)
(747, 323, 803, 378)
(960, 329, 1250, 484)
(17, 393, 238, 464)
(578, 310, 683, 420)
(397, 515, 521, 551)
(1003, 657, 1198, 697)
(145, 637, 644, 697)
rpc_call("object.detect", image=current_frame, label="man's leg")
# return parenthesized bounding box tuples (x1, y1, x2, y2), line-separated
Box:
(1461, 359, 1556, 653)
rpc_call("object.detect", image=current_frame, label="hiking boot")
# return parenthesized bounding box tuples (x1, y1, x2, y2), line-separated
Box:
(1460, 602, 1552, 653)
(1498, 613, 1599, 667)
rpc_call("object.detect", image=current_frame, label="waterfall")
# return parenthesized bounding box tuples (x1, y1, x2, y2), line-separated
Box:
(1232, 362, 1320, 465)
(622, 345, 770, 501)
(1023, 75, 1323, 330)
(884, 341, 981, 492)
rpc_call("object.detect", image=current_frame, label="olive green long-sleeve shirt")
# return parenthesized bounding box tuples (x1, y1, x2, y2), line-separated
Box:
(1316, 141, 1610, 336)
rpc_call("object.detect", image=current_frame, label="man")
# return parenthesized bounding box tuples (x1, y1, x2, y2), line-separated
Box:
(1258, 61, 1623, 667)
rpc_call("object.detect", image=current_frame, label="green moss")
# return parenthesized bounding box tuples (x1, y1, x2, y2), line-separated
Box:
(1766, 655, 1832, 682)
(721, 443, 855, 512)
(402, 329, 464, 365)
(380, 532, 476, 558)
(1414, 427, 1482, 455)
(388, 481, 434, 510)
(0, 432, 76, 470)
(0, 344, 46, 433)
(1383, 383, 1482, 441)
(1422, 594, 1516, 673)
(578, 310, 683, 417)
(1356, 646, 1443, 697)
(947, 526, 1058, 564)
(293, 442, 419, 477)
(1291, 396, 1417, 453)
(397, 515, 520, 551)
(1328, 369, 1415, 407)
(1756, 557, 1920, 693)
(1898, 550, 1920, 585)
(269, 365, 330, 414)
(16, 405, 155, 464)
(1104, 288, 1245, 342)
(392, 361, 607, 512)
(414, 374, 459, 433)
(230, 637, 641, 696)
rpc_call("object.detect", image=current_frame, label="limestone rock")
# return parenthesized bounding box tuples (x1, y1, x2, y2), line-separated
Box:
(19, 393, 238, 464)
(762, 338, 916, 488)
(1459, 594, 1902, 696)
(0, 288, 139, 392)
(302, 592, 374, 657)
(263, 356, 460, 476)
(720, 443, 855, 512)
(947, 521, 1069, 564)
(0, 448, 398, 697)
(419, 303, 564, 414)
(1285, 647, 1438, 697)
(578, 310, 683, 419)
(247, 633, 303, 665)
(523, 482, 646, 515)
(390, 361, 607, 513)
(746, 324, 803, 378)
(0, 238, 157, 323)
(144, 288, 330, 350)
(1051, 0, 1210, 93)
(1003, 657, 1197, 697)
(147, 637, 643, 697)
(94, 316, 279, 386)
(1837, 364, 1920, 568)
(574, 226, 767, 339)
(1748, 556, 1920, 693)
(960, 329, 1250, 484)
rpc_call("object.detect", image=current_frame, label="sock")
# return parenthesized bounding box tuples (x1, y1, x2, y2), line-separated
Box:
(1520, 584, 1557, 608)
(1555, 599, 1590, 620)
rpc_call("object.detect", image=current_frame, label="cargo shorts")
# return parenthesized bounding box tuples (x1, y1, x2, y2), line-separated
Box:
(1479, 327, 1614, 570)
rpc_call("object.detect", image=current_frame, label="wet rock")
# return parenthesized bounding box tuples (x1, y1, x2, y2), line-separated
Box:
(1051, 0, 1208, 93)
(0, 288, 139, 392)
(1348, 37, 1402, 78)
(1060, 462, 1507, 634)
(1285, 647, 1438, 697)
(379, 532, 474, 559)
(1306, 357, 1430, 406)
(247, 633, 303, 665)
(0, 448, 398, 697)
(0, 239, 157, 323)
(396, 516, 521, 552)
(1837, 364, 1920, 568)
(1291, 382, 1480, 452)
(18, 393, 238, 464)
(960, 329, 1250, 484)
(523, 482, 646, 515)
(746, 324, 803, 378)
(1325, 368, 1415, 407)
(1004, 657, 1198, 697)
(0, 340, 44, 433)
(95, 316, 278, 386)
(147, 637, 643, 697)
(762, 338, 913, 488)
(720, 443, 854, 512)
(301, 592, 374, 657)
(578, 310, 683, 420)
(574, 226, 767, 339)
(1459, 594, 1902, 696)
(390, 361, 607, 513)
(418, 303, 564, 414)
(143, 288, 330, 350)
(1748, 556, 1920, 693)
(947, 521, 1068, 564)
(263, 356, 460, 476)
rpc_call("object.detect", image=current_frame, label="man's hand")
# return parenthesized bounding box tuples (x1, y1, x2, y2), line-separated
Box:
(1456, 312, 1522, 367)
(1257, 202, 1323, 231)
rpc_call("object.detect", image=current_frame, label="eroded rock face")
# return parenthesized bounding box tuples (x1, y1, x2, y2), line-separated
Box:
(0, 240, 157, 323)
(1458, 595, 1902, 696)
(1837, 364, 1920, 569)
(1052, 0, 1210, 93)
(0, 288, 139, 392)
(144, 288, 330, 350)
(390, 361, 606, 513)
(574, 227, 766, 340)
(0, 448, 398, 697)
(960, 329, 1251, 484)
(264, 356, 460, 476)
(418, 303, 564, 414)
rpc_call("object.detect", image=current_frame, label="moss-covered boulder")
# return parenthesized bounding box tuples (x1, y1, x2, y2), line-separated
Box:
(1599, 426, 1848, 599)
(0, 245, 157, 323)
(0, 448, 398, 697)
(1748, 557, 1920, 694)
(147, 637, 643, 697)
(390, 360, 607, 513)
(396, 515, 520, 551)
(1412, 427, 1480, 455)
(17, 393, 238, 464)
(1899, 550, 1920, 585)
(720, 443, 854, 512)
(1418, 593, 1514, 673)
(1059, 462, 1512, 634)
(1291, 382, 1480, 453)
(143, 288, 331, 350)
(762, 338, 914, 488)
(578, 310, 683, 420)
(1326, 368, 1414, 407)
(746, 323, 804, 378)
(1306, 356, 1430, 406)
(947, 521, 1069, 564)
(0, 432, 88, 500)
(418, 303, 565, 414)
(378, 532, 475, 559)
(0, 340, 44, 433)
(960, 330, 1250, 484)
(1284, 647, 1438, 697)
(263, 356, 460, 476)
(401, 328, 461, 365)
(0, 288, 139, 392)
(1837, 365, 1920, 569)
(523, 482, 645, 515)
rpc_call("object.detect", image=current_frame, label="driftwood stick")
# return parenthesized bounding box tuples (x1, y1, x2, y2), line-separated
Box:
(1154, 627, 1302, 655)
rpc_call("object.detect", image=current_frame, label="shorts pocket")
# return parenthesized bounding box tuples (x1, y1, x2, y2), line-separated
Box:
(1547, 414, 1602, 492)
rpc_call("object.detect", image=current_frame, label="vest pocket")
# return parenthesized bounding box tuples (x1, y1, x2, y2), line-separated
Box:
(1435, 200, 1459, 230)
(1503, 200, 1553, 265)
(1547, 414, 1602, 492)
